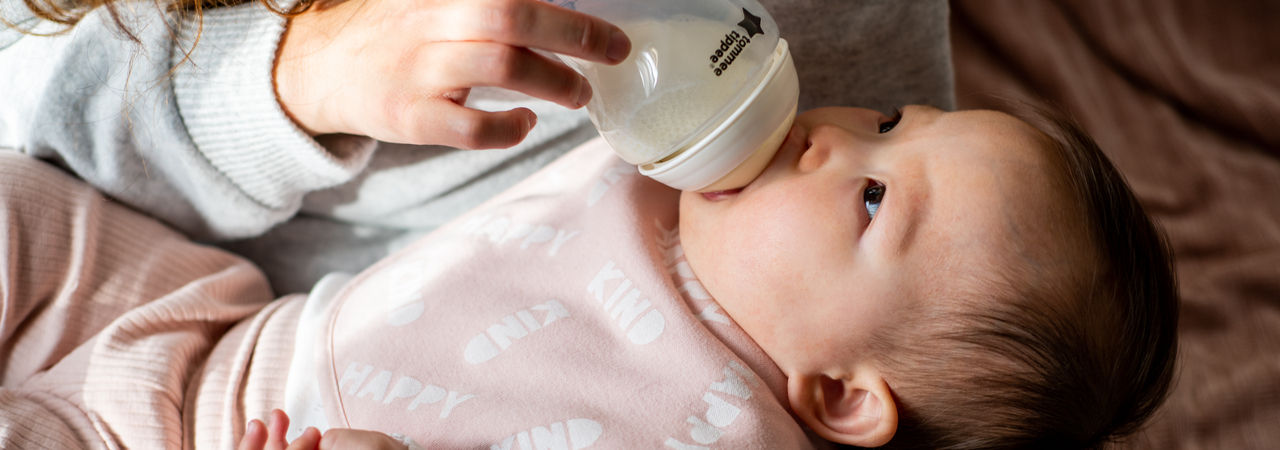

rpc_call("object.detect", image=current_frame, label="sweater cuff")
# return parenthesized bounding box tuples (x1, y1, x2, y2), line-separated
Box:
(172, 1, 374, 209)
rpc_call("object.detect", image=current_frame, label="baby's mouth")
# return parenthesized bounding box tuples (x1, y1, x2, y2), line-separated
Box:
(696, 125, 805, 202)
(700, 187, 744, 201)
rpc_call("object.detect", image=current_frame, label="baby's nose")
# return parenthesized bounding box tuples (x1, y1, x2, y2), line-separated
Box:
(797, 124, 866, 173)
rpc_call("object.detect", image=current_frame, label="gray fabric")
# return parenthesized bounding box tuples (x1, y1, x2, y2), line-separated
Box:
(768, 0, 955, 113)
(2, 0, 953, 294)
(17, 6, 295, 239)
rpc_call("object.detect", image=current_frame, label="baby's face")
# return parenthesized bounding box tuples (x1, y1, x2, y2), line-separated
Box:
(679, 105, 1074, 376)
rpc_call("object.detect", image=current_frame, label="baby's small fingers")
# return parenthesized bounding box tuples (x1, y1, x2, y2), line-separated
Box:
(286, 427, 322, 450)
(319, 429, 408, 450)
(237, 419, 268, 450)
(265, 409, 291, 450)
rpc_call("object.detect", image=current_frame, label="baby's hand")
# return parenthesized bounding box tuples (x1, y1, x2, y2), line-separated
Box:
(316, 429, 412, 450)
(237, 409, 320, 450)
(237, 409, 408, 450)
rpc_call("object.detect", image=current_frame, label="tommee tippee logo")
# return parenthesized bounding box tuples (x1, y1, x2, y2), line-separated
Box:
(707, 8, 765, 77)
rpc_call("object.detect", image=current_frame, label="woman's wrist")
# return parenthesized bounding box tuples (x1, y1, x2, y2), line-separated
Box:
(273, 13, 335, 136)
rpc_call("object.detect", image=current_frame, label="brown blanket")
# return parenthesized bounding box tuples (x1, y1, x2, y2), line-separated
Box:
(949, 1, 1280, 448)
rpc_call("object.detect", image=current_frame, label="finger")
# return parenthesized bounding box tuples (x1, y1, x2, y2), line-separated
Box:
(237, 420, 267, 450)
(400, 100, 537, 149)
(446, 0, 630, 63)
(265, 409, 290, 450)
(286, 427, 322, 450)
(423, 42, 591, 109)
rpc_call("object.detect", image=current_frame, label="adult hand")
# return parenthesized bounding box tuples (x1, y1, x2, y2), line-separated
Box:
(275, 0, 631, 149)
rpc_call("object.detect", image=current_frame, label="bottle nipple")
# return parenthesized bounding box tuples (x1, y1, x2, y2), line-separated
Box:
(695, 104, 796, 192)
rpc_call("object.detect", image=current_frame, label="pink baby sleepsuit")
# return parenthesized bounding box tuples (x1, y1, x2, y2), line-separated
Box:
(303, 138, 814, 448)
(0, 139, 817, 448)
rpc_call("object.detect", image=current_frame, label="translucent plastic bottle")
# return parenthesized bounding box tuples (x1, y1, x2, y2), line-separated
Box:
(554, 0, 799, 191)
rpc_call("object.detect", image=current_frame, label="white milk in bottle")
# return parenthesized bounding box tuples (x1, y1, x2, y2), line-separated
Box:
(556, 0, 799, 192)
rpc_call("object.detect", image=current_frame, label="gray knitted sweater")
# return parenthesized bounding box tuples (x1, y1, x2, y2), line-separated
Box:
(0, 0, 953, 293)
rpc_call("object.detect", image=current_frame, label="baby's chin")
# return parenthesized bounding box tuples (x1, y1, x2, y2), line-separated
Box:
(676, 190, 728, 247)
(675, 194, 714, 277)
(675, 192, 701, 248)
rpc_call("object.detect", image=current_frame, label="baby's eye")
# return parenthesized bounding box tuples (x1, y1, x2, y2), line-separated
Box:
(878, 108, 903, 134)
(864, 181, 885, 221)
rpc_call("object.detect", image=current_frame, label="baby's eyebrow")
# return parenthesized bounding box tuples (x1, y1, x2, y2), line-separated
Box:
(889, 169, 930, 257)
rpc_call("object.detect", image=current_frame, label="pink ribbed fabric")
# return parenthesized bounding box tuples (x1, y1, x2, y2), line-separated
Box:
(0, 151, 282, 449)
(186, 294, 303, 450)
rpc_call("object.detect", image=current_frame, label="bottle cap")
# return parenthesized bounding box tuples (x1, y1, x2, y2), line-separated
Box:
(639, 38, 799, 192)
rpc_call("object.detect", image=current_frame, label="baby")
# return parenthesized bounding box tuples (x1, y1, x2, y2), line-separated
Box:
(680, 105, 1180, 448)
(0, 105, 1177, 450)
(233, 104, 1176, 449)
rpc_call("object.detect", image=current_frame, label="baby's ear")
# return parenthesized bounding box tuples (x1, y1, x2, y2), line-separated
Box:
(787, 369, 898, 447)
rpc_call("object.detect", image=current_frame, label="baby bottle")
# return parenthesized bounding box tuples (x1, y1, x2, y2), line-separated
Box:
(554, 0, 799, 192)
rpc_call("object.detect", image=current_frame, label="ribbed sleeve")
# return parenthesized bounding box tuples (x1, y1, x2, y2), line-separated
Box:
(0, 151, 277, 448)
(0, 390, 97, 449)
(171, 1, 375, 210)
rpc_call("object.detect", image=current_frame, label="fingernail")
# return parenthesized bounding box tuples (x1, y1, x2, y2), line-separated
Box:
(527, 111, 538, 129)
(606, 29, 630, 63)
(246, 420, 261, 434)
(575, 81, 592, 108)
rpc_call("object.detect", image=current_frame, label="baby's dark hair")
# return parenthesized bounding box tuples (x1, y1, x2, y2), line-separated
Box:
(854, 104, 1179, 450)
